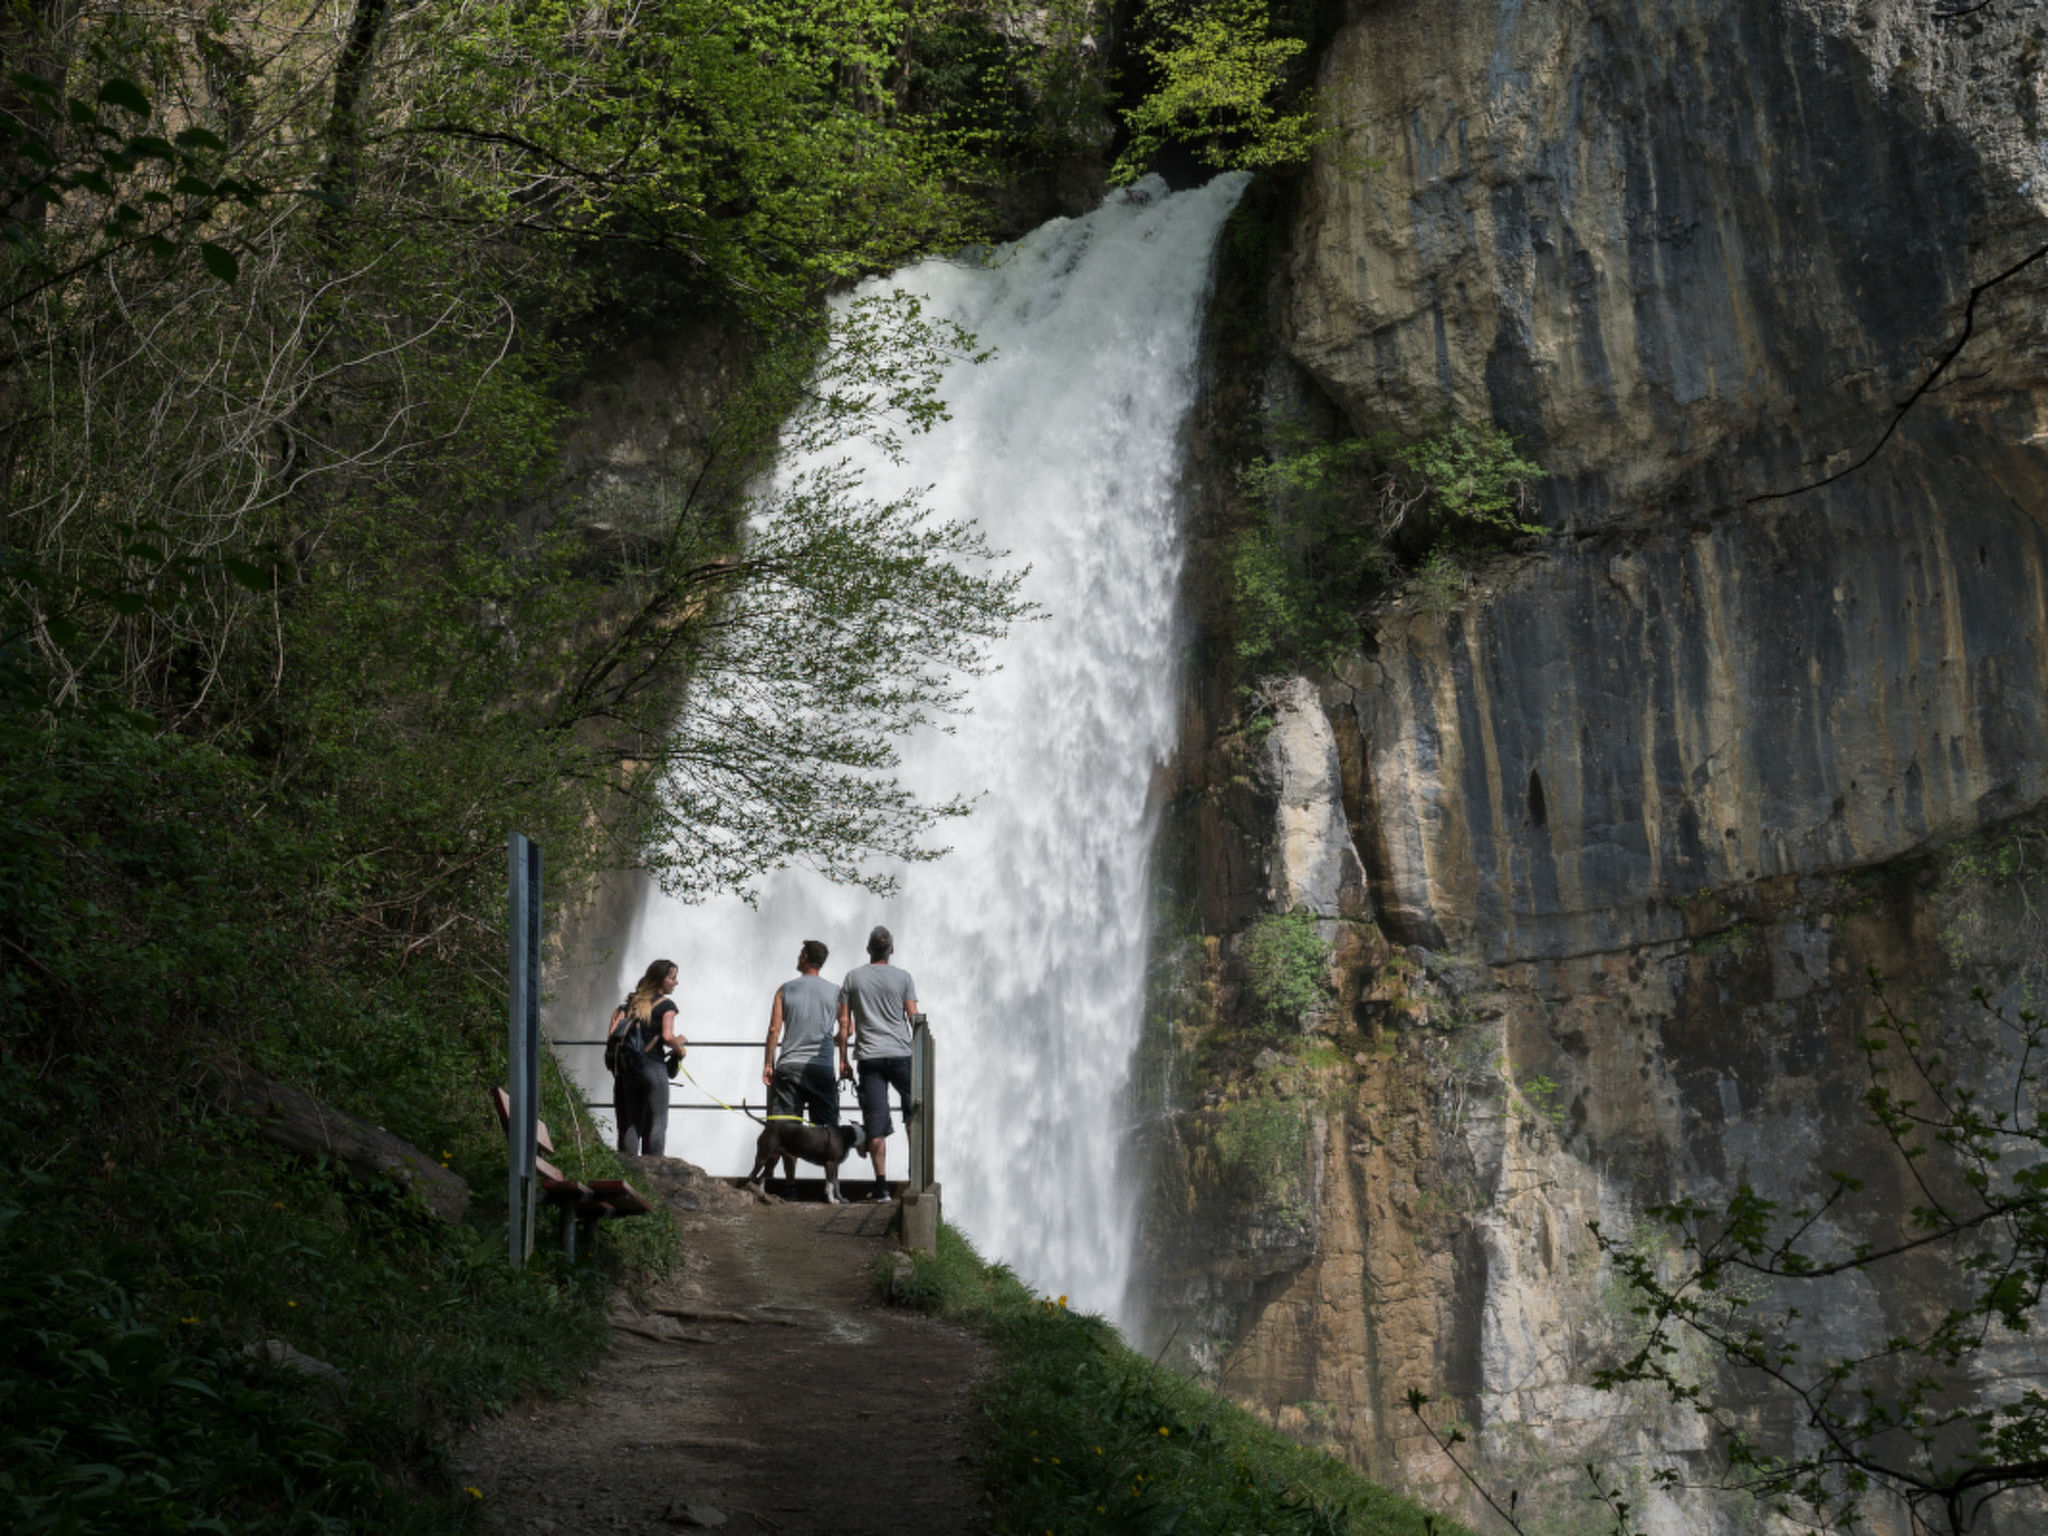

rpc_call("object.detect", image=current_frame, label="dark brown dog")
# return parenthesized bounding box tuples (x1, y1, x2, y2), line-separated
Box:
(744, 1120, 870, 1204)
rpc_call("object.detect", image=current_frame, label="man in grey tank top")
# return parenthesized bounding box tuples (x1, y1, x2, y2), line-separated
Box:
(762, 939, 841, 1128)
(837, 925, 918, 1198)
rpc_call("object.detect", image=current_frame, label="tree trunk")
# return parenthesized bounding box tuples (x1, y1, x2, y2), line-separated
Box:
(320, 0, 390, 202)
(214, 1059, 470, 1224)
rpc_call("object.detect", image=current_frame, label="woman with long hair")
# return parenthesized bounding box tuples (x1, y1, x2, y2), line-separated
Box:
(607, 959, 684, 1156)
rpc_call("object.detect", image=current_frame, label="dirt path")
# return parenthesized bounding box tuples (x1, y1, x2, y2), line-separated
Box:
(456, 1159, 987, 1536)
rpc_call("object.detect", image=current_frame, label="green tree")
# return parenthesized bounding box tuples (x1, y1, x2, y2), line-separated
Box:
(1115, 0, 1322, 181)
(0, 8, 1054, 1524)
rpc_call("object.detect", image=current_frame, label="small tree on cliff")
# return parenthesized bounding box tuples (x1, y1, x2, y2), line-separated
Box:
(1585, 975, 2048, 1535)
(1414, 973, 2048, 1536)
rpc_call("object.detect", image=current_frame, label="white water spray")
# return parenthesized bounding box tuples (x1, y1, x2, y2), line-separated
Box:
(602, 173, 1246, 1322)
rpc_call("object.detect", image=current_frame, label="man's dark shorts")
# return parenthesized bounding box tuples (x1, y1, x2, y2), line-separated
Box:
(768, 1059, 839, 1127)
(857, 1055, 913, 1140)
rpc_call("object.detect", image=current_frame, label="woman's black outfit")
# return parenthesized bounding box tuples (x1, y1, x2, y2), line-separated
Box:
(612, 997, 677, 1157)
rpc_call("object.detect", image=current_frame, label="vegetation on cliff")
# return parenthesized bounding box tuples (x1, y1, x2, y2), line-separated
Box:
(1229, 416, 1547, 671)
(1582, 985, 2048, 1535)
(1115, 0, 1326, 181)
(883, 1220, 1467, 1536)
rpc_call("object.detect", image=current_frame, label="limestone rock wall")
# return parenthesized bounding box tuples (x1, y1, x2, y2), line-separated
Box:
(1288, 0, 2048, 526)
(1137, 3, 2048, 1532)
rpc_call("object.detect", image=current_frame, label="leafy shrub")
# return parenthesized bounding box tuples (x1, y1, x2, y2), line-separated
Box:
(1228, 417, 1544, 670)
(1212, 1095, 1313, 1203)
(1389, 423, 1545, 537)
(0, 712, 641, 1528)
(1411, 543, 1467, 615)
(903, 1, 1112, 168)
(1239, 911, 1333, 1033)
(0, 1223, 460, 1536)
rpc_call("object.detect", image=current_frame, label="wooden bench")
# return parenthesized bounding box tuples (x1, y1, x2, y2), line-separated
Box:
(490, 1087, 652, 1258)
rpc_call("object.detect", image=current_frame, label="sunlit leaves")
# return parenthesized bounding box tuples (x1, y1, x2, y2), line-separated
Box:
(416, 0, 990, 323)
(1115, 0, 1322, 183)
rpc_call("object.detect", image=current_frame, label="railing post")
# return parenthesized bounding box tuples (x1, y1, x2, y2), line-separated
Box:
(908, 1012, 934, 1194)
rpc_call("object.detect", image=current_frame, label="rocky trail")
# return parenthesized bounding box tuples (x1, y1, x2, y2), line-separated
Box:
(456, 1159, 987, 1536)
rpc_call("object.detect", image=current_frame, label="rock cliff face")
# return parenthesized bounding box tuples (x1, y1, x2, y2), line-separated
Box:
(1137, 3, 2048, 1532)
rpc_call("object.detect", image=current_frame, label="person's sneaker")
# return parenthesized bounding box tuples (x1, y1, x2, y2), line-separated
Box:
(870, 1185, 891, 1202)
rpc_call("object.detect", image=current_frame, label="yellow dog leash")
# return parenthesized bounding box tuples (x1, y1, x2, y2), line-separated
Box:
(673, 1058, 806, 1122)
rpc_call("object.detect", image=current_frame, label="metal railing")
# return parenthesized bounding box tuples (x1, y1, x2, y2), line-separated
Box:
(550, 1038, 824, 1111)
(556, 1014, 935, 1193)
(907, 1015, 934, 1193)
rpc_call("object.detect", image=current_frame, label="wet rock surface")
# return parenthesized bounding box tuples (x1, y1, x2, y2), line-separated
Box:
(1138, 1, 2048, 1531)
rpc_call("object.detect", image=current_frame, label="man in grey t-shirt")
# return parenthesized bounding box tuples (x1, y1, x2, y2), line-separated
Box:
(837, 925, 918, 1198)
(762, 939, 841, 1128)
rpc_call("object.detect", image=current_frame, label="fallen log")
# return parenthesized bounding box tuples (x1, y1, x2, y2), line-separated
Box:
(214, 1060, 469, 1224)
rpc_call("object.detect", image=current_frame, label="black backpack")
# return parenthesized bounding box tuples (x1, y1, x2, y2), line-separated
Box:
(602, 997, 637, 1076)
(605, 998, 681, 1077)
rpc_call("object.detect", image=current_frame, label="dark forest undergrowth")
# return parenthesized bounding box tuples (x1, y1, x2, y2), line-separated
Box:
(0, 0, 1351, 1528)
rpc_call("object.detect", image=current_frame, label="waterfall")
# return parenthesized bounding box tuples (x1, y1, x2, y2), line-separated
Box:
(599, 172, 1247, 1321)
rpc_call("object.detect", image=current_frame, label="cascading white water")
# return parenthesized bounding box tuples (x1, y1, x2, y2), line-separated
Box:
(604, 172, 1247, 1321)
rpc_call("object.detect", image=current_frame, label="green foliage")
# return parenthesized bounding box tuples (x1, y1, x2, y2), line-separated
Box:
(881, 1223, 1463, 1535)
(1588, 975, 2048, 1534)
(1239, 910, 1333, 1034)
(0, 2, 1061, 1525)
(0, 66, 266, 327)
(1115, 0, 1323, 182)
(0, 1228, 457, 1535)
(0, 708, 644, 1530)
(414, 0, 992, 321)
(1213, 1095, 1313, 1205)
(1228, 416, 1545, 671)
(1390, 423, 1546, 537)
(902, 1, 1114, 170)
(1515, 1072, 1566, 1129)
(1410, 543, 1467, 616)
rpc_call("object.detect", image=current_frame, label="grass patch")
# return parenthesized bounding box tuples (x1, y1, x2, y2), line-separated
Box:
(882, 1224, 1467, 1536)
